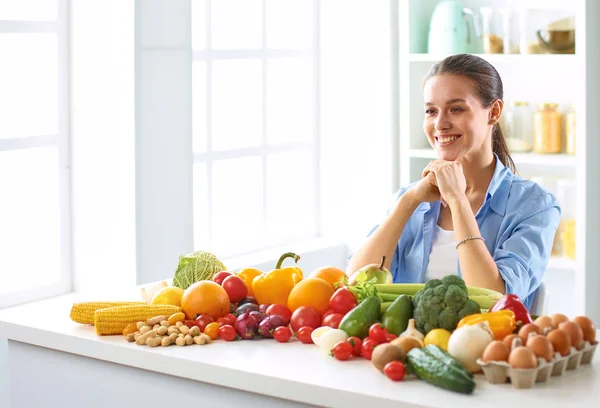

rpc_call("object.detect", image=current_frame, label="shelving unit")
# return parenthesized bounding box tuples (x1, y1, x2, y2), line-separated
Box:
(398, 0, 600, 320)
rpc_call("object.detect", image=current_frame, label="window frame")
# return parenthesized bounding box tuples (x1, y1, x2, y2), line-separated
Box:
(0, 0, 71, 308)
(191, 0, 322, 258)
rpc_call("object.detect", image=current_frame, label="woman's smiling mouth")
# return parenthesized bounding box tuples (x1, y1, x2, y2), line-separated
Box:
(435, 134, 462, 146)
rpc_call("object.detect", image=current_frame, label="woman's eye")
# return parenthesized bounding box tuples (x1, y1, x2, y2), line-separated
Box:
(425, 109, 436, 115)
(450, 107, 464, 113)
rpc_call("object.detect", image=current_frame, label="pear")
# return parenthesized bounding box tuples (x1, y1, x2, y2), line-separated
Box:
(349, 256, 393, 285)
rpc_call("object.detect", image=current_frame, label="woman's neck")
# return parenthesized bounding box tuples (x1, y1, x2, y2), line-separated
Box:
(460, 150, 496, 195)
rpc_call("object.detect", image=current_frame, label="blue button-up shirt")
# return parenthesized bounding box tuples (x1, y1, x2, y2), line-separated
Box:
(362, 155, 561, 310)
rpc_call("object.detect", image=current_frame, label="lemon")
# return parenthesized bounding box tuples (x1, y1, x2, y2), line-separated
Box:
(151, 286, 184, 307)
(424, 328, 452, 351)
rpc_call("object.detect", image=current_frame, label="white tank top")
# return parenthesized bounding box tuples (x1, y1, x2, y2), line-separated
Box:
(424, 224, 458, 281)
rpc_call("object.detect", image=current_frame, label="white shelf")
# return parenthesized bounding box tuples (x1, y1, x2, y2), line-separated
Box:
(547, 256, 576, 271)
(407, 149, 577, 167)
(408, 53, 578, 64)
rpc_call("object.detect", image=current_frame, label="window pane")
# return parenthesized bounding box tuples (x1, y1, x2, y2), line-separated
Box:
(192, 61, 207, 153)
(191, 0, 207, 50)
(211, 0, 262, 49)
(266, 150, 316, 243)
(0, 34, 58, 139)
(267, 58, 314, 145)
(266, 0, 313, 49)
(212, 157, 263, 256)
(193, 163, 210, 250)
(0, 147, 61, 294)
(0, 0, 57, 21)
(211, 59, 262, 150)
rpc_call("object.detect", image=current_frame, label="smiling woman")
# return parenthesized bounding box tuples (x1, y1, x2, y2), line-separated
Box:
(347, 54, 561, 311)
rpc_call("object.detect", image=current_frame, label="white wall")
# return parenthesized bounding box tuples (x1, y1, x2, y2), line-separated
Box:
(1, 338, 7, 408)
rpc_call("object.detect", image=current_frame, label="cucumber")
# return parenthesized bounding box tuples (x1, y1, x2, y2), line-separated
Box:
(407, 347, 475, 395)
(338, 296, 381, 339)
(422, 344, 473, 379)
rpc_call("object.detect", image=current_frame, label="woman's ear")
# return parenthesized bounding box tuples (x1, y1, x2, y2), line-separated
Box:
(489, 99, 504, 125)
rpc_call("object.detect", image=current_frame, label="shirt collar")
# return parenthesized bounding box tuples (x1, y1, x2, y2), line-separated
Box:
(487, 153, 512, 216)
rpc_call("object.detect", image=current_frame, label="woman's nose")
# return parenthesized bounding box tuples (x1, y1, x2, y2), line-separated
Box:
(434, 113, 451, 131)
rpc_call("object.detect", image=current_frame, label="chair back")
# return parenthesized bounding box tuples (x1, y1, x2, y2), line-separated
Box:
(530, 282, 549, 316)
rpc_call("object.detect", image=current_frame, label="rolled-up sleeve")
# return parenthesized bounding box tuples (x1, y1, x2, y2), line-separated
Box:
(493, 192, 561, 305)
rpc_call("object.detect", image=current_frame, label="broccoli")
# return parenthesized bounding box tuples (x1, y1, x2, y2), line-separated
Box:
(413, 275, 480, 334)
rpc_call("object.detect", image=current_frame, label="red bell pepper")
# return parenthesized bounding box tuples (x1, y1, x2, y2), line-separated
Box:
(489, 294, 533, 326)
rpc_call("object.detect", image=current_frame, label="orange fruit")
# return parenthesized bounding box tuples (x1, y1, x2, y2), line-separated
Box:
(308, 266, 347, 290)
(180, 280, 230, 320)
(287, 277, 334, 316)
(236, 267, 263, 297)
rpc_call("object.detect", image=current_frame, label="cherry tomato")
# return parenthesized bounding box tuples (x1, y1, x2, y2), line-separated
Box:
(204, 322, 220, 340)
(296, 326, 314, 344)
(212, 271, 232, 285)
(216, 317, 228, 327)
(321, 313, 344, 329)
(347, 336, 363, 357)
(195, 314, 214, 332)
(223, 313, 237, 326)
(331, 341, 353, 361)
(290, 307, 321, 332)
(273, 326, 292, 343)
(221, 275, 248, 303)
(384, 361, 406, 381)
(385, 333, 398, 343)
(321, 309, 336, 321)
(218, 324, 237, 341)
(368, 323, 388, 344)
(184, 319, 199, 329)
(329, 287, 358, 315)
(266, 304, 292, 325)
(361, 338, 378, 360)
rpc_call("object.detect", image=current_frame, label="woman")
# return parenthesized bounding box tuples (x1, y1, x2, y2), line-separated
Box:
(346, 54, 561, 310)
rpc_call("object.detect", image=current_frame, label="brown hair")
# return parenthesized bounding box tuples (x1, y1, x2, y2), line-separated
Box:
(424, 54, 516, 173)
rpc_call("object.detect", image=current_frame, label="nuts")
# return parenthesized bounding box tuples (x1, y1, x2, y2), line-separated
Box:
(126, 316, 210, 348)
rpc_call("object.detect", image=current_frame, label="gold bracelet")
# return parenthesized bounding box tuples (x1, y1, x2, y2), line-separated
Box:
(456, 236, 485, 249)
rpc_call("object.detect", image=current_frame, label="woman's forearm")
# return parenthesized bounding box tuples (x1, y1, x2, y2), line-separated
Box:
(346, 192, 420, 275)
(449, 197, 505, 293)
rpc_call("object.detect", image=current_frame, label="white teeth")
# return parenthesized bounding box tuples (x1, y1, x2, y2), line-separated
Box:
(438, 136, 458, 143)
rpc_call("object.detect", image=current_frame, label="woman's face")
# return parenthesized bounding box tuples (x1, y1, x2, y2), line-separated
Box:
(422, 74, 498, 162)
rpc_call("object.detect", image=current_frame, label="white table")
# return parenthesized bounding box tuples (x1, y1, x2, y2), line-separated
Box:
(1, 292, 599, 408)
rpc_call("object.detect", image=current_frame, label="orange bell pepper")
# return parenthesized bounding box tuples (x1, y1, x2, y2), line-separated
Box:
(457, 309, 516, 340)
(252, 252, 303, 306)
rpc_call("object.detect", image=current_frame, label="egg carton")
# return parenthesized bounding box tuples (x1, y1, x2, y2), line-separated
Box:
(476, 341, 597, 389)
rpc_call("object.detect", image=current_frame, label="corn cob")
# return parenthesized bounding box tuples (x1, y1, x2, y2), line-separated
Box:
(70, 301, 147, 325)
(94, 304, 181, 335)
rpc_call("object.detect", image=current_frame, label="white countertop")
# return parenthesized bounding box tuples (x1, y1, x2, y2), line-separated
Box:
(1, 291, 599, 408)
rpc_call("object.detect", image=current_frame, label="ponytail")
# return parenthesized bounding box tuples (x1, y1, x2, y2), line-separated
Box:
(492, 123, 516, 173)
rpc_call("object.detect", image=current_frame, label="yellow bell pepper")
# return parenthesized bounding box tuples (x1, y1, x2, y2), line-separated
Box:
(236, 267, 263, 297)
(457, 309, 516, 341)
(252, 252, 303, 306)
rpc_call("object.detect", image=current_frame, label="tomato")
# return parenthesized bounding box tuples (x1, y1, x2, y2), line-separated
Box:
(321, 309, 336, 321)
(347, 336, 363, 357)
(204, 322, 220, 340)
(360, 338, 378, 360)
(266, 304, 292, 325)
(223, 313, 237, 326)
(195, 314, 214, 332)
(331, 341, 353, 361)
(221, 275, 248, 303)
(212, 271, 232, 285)
(184, 319, 199, 329)
(216, 317, 228, 327)
(218, 324, 237, 341)
(290, 306, 321, 332)
(329, 287, 358, 315)
(321, 313, 344, 329)
(385, 333, 398, 343)
(273, 326, 292, 343)
(384, 361, 406, 381)
(296, 326, 314, 344)
(368, 323, 388, 344)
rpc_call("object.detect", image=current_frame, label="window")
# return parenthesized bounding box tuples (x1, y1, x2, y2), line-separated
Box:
(0, 0, 70, 308)
(191, 0, 319, 258)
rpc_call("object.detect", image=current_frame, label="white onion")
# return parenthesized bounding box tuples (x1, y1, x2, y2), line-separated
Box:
(318, 329, 348, 355)
(447, 322, 494, 373)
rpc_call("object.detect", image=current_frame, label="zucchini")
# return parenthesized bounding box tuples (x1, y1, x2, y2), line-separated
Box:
(422, 344, 473, 379)
(407, 347, 475, 395)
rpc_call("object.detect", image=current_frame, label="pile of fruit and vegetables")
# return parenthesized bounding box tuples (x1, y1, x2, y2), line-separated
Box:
(70, 250, 598, 394)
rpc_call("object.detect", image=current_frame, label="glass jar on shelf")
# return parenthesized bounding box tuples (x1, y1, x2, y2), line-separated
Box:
(480, 7, 504, 54)
(503, 101, 533, 152)
(566, 104, 576, 155)
(533, 102, 563, 154)
(556, 178, 576, 260)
